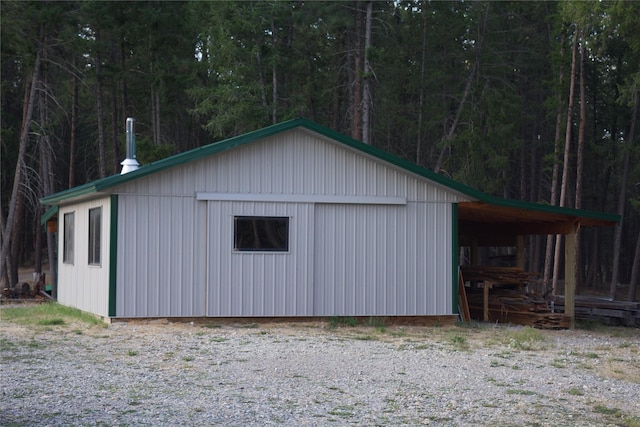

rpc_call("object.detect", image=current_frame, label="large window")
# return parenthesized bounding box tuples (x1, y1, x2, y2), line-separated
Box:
(63, 212, 74, 264)
(234, 216, 289, 252)
(88, 207, 102, 265)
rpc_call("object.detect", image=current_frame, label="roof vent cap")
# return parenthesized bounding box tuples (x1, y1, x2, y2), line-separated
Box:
(121, 117, 140, 174)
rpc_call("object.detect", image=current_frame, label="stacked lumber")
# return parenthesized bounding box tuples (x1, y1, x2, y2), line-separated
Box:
(461, 266, 539, 286)
(461, 266, 569, 329)
(554, 295, 640, 326)
(466, 287, 569, 329)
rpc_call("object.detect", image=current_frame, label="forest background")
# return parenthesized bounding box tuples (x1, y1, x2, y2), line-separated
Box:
(1, 1, 639, 301)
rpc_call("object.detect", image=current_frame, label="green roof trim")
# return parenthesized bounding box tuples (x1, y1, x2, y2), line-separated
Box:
(40, 205, 59, 225)
(40, 118, 619, 224)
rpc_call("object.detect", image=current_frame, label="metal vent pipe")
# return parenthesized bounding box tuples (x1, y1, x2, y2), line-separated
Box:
(121, 117, 140, 174)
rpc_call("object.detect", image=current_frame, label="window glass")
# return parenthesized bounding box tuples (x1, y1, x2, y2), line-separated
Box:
(63, 212, 74, 264)
(88, 207, 102, 265)
(234, 216, 289, 252)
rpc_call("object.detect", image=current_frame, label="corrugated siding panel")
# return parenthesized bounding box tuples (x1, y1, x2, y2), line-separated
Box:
(313, 202, 452, 316)
(206, 201, 313, 316)
(116, 130, 470, 204)
(108, 128, 460, 318)
(116, 195, 206, 317)
(58, 197, 111, 317)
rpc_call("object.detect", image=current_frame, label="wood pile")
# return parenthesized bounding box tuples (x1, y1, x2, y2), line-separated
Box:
(554, 295, 640, 326)
(465, 287, 569, 329)
(461, 266, 569, 329)
(461, 266, 539, 287)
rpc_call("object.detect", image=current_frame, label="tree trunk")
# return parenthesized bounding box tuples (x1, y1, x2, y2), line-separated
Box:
(434, 3, 489, 173)
(155, 89, 161, 144)
(95, 28, 108, 178)
(10, 186, 25, 286)
(628, 227, 640, 301)
(416, 2, 428, 165)
(69, 58, 78, 188)
(255, 48, 269, 123)
(271, 19, 278, 125)
(38, 62, 57, 298)
(110, 40, 121, 173)
(111, 91, 120, 172)
(0, 48, 41, 286)
(552, 26, 578, 297)
(574, 28, 586, 291)
(361, 1, 373, 145)
(352, 1, 362, 141)
(543, 36, 565, 293)
(610, 90, 637, 299)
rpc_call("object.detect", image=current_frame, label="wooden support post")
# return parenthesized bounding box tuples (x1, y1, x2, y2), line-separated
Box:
(483, 281, 493, 322)
(564, 224, 578, 329)
(471, 237, 479, 265)
(516, 235, 525, 269)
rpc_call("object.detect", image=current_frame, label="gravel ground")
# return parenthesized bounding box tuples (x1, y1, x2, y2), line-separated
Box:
(1, 315, 639, 427)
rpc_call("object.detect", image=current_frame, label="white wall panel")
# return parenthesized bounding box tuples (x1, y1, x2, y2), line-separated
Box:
(58, 197, 111, 317)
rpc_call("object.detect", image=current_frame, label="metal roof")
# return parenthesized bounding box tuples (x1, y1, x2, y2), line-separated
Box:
(40, 118, 619, 233)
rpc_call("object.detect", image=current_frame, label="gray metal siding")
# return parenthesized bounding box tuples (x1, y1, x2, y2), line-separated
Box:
(110, 128, 463, 318)
(313, 203, 452, 316)
(206, 201, 313, 316)
(116, 195, 206, 317)
(116, 130, 468, 203)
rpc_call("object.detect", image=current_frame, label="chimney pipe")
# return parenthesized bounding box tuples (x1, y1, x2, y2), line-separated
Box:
(120, 117, 140, 174)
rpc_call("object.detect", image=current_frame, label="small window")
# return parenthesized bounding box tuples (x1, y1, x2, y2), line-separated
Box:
(63, 212, 74, 264)
(234, 216, 289, 252)
(88, 207, 102, 265)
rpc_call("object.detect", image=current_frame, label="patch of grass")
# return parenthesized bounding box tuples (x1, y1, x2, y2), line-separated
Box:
(506, 389, 537, 396)
(127, 350, 138, 357)
(577, 320, 639, 338)
(183, 355, 195, 362)
(593, 404, 622, 416)
(202, 323, 222, 329)
(240, 323, 258, 329)
(210, 337, 228, 343)
(28, 339, 45, 349)
(621, 416, 640, 427)
(549, 358, 567, 368)
(506, 327, 547, 351)
(328, 405, 355, 418)
(1, 303, 107, 328)
(367, 317, 386, 332)
(566, 387, 584, 396)
(584, 352, 599, 359)
(448, 334, 469, 350)
(0, 338, 16, 349)
(37, 318, 65, 326)
(327, 316, 358, 328)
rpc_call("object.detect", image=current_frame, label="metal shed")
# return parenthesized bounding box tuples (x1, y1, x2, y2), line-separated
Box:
(40, 118, 618, 323)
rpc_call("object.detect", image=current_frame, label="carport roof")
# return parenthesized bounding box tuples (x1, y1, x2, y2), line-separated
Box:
(40, 118, 619, 233)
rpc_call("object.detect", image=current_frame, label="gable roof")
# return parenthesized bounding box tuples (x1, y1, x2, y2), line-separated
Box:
(40, 118, 618, 230)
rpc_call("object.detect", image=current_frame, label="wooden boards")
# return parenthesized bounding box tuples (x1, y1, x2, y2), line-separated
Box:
(461, 266, 569, 329)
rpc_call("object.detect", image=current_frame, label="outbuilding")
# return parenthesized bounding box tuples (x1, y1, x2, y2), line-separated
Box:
(40, 118, 618, 323)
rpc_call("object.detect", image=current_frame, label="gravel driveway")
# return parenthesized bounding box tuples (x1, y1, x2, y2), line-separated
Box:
(1, 316, 639, 426)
